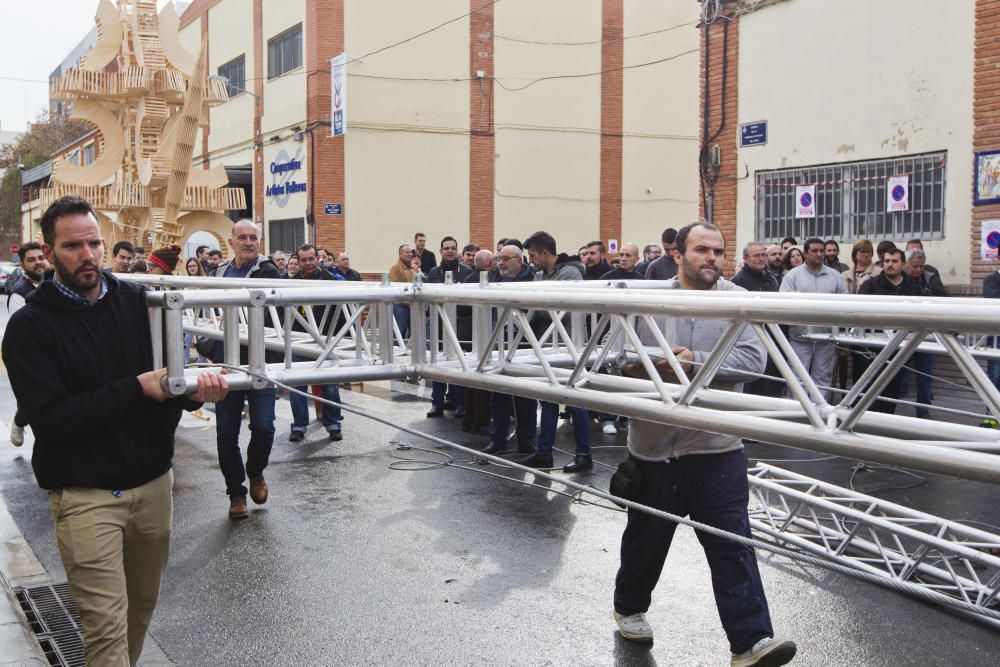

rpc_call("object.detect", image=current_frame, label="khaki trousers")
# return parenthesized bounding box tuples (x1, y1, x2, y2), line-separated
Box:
(50, 470, 173, 667)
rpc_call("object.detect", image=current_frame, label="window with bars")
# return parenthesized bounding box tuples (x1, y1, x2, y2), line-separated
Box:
(217, 55, 246, 97)
(754, 152, 946, 244)
(267, 24, 302, 80)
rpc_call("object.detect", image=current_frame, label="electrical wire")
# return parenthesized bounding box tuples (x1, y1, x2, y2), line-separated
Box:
(183, 362, 1000, 625)
(494, 20, 697, 46)
(492, 48, 698, 92)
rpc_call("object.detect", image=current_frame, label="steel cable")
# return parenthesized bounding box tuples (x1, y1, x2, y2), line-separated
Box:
(189, 363, 1000, 625)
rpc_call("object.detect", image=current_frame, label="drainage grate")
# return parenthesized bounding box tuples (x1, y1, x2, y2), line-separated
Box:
(14, 582, 85, 667)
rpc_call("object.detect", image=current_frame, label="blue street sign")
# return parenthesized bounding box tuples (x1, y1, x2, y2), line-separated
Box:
(740, 121, 768, 147)
(324, 203, 343, 215)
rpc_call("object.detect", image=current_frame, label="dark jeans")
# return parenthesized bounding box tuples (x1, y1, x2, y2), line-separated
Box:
(393, 304, 410, 343)
(431, 382, 464, 410)
(988, 356, 1000, 416)
(537, 402, 589, 455)
(614, 450, 773, 654)
(899, 352, 934, 416)
(215, 388, 276, 498)
(290, 383, 343, 433)
(490, 393, 537, 444)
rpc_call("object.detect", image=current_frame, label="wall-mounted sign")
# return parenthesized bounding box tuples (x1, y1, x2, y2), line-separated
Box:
(982, 219, 1000, 261)
(607, 239, 619, 253)
(265, 150, 307, 208)
(887, 175, 909, 213)
(331, 53, 347, 137)
(740, 120, 768, 147)
(324, 203, 343, 215)
(795, 184, 816, 219)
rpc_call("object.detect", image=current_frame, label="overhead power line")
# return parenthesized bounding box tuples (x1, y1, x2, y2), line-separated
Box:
(494, 19, 697, 46)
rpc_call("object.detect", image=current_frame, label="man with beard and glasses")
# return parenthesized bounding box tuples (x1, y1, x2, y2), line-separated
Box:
(2, 196, 227, 666)
(5, 242, 49, 446)
(613, 222, 795, 667)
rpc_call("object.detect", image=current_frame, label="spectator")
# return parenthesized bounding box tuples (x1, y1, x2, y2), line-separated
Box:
(130, 260, 149, 274)
(843, 239, 879, 294)
(333, 252, 361, 280)
(286, 255, 299, 278)
(983, 261, 1000, 428)
(903, 247, 946, 418)
(765, 244, 784, 285)
(272, 250, 288, 275)
(457, 250, 495, 432)
(110, 240, 134, 273)
(580, 240, 612, 279)
(426, 237, 473, 418)
(602, 242, 644, 280)
(147, 245, 181, 275)
(779, 238, 847, 400)
(195, 244, 210, 273)
(2, 196, 227, 665)
(875, 240, 896, 268)
(5, 241, 49, 447)
(635, 244, 661, 275)
(905, 241, 942, 285)
(389, 244, 417, 342)
(287, 244, 347, 443)
(644, 227, 679, 280)
(206, 249, 222, 274)
(780, 236, 797, 252)
(485, 245, 538, 455)
(824, 240, 849, 273)
(7, 242, 49, 314)
(415, 232, 437, 272)
(518, 231, 592, 472)
(211, 220, 282, 519)
(782, 247, 804, 273)
(858, 247, 921, 414)
(732, 242, 779, 292)
(134, 246, 147, 262)
(461, 243, 480, 268)
(317, 247, 334, 271)
(614, 222, 794, 667)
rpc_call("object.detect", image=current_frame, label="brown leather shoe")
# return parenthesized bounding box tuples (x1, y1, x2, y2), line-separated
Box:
(229, 496, 249, 520)
(248, 476, 269, 504)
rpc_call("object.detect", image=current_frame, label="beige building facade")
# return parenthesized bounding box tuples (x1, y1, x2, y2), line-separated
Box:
(178, 0, 700, 274)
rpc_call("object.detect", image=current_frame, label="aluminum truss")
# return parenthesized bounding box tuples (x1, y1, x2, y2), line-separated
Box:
(748, 463, 1000, 629)
(129, 275, 1000, 625)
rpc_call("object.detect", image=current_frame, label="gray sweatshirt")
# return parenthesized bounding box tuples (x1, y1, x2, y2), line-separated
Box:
(627, 278, 767, 461)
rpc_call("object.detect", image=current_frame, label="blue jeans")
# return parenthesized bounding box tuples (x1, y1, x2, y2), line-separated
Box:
(431, 382, 464, 409)
(988, 358, 1000, 416)
(490, 393, 537, 444)
(215, 388, 276, 498)
(614, 450, 773, 654)
(537, 402, 590, 455)
(393, 304, 410, 344)
(290, 383, 343, 433)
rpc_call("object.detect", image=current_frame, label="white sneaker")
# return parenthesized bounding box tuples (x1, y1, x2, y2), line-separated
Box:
(731, 636, 797, 667)
(10, 423, 24, 447)
(602, 421, 618, 435)
(613, 611, 653, 642)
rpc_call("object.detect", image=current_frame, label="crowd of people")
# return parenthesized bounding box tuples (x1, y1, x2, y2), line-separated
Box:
(7, 194, 1000, 667)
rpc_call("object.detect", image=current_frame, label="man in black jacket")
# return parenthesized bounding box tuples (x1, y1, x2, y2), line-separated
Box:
(2, 196, 227, 666)
(212, 220, 283, 519)
(733, 242, 779, 293)
(858, 247, 921, 413)
(601, 243, 645, 281)
(985, 263, 1000, 427)
(287, 244, 347, 444)
(426, 236, 472, 418)
(580, 240, 612, 280)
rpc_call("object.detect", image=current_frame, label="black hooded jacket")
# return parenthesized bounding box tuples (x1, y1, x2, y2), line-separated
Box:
(2, 271, 200, 490)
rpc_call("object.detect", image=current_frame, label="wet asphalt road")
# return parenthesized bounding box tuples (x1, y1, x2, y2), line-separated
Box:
(1, 372, 998, 666)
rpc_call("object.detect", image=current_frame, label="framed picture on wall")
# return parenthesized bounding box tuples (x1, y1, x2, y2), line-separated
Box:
(974, 150, 1000, 205)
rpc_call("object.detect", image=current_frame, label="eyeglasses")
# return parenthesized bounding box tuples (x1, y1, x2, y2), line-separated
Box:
(497, 256, 519, 262)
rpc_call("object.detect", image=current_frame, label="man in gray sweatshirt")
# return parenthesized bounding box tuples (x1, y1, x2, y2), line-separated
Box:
(612, 222, 796, 667)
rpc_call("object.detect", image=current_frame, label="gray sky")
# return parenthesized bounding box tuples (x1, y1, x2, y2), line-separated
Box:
(0, 1, 179, 134)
